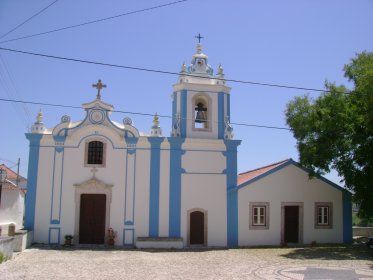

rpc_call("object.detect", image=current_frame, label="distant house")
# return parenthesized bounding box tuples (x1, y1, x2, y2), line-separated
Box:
(237, 159, 352, 246)
(0, 164, 26, 234)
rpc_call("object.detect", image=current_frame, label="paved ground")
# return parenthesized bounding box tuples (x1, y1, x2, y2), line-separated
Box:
(0, 245, 372, 279)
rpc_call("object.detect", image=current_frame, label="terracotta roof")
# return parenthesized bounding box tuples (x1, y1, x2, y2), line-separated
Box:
(238, 159, 290, 186)
(0, 163, 26, 190)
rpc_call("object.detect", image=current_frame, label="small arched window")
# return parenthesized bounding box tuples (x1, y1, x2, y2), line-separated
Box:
(87, 141, 104, 165)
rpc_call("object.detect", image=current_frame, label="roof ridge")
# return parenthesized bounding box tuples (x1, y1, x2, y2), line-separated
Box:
(238, 159, 291, 175)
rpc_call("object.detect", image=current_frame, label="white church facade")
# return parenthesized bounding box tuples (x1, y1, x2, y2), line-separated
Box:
(24, 44, 352, 247)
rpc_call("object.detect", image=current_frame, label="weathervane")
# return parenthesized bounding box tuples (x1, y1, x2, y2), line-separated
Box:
(92, 79, 106, 100)
(195, 33, 204, 43)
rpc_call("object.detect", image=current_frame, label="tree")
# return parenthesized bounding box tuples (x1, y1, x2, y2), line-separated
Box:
(285, 52, 373, 219)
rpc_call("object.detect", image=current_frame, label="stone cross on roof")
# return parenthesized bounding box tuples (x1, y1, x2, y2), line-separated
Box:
(92, 79, 106, 100)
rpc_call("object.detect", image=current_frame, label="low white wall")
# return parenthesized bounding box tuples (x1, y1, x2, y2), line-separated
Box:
(0, 237, 14, 259)
(353, 227, 373, 237)
(136, 237, 183, 249)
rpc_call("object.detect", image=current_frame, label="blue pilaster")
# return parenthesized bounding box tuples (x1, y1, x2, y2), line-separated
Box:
(342, 191, 352, 243)
(148, 137, 164, 237)
(168, 137, 185, 237)
(180, 90, 187, 138)
(218, 92, 225, 139)
(224, 139, 241, 247)
(24, 133, 43, 230)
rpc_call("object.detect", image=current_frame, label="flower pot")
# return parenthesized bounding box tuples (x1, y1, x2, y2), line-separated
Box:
(108, 238, 114, 246)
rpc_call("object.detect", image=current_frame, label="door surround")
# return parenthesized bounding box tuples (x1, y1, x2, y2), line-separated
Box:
(187, 208, 208, 246)
(281, 202, 303, 244)
(74, 177, 113, 244)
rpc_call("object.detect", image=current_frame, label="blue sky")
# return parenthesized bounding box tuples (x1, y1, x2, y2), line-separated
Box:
(0, 0, 372, 184)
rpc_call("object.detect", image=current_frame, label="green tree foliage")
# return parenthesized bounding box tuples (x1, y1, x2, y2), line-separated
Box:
(286, 52, 373, 218)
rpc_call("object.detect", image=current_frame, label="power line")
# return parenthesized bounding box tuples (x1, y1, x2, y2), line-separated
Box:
(0, 97, 291, 131)
(0, 47, 331, 93)
(0, 0, 188, 44)
(0, 0, 59, 40)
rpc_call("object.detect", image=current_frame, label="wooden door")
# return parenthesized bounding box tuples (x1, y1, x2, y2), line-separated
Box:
(190, 211, 204, 245)
(284, 206, 299, 243)
(79, 194, 106, 244)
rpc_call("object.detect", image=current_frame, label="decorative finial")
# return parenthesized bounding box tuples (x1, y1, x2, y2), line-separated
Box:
(180, 62, 187, 73)
(36, 110, 43, 124)
(153, 113, 160, 126)
(218, 64, 224, 75)
(92, 79, 106, 100)
(195, 33, 204, 43)
(151, 113, 162, 137)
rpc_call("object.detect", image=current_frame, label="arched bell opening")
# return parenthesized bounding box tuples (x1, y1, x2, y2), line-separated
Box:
(193, 95, 210, 130)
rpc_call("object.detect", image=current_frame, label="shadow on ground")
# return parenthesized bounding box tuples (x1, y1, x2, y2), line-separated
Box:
(281, 244, 373, 261)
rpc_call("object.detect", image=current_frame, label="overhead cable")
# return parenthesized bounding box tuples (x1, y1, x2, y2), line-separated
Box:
(0, 0, 188, 44)
(0, 0, 60, 40)
(0, 47, 331, 93)
(0, 97, 291, 131)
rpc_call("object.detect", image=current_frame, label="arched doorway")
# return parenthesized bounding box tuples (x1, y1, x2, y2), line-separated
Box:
(188, 209, 207, 246)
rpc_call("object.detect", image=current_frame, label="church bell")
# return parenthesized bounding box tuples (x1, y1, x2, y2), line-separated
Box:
(195, 102, 207, 123)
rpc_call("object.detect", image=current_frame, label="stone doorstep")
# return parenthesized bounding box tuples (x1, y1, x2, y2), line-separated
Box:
(136, 237, 184, 249)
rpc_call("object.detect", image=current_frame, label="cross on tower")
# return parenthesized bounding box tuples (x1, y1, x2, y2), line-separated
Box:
(92, 79, 106, 100)
(195, 33, 204, 43)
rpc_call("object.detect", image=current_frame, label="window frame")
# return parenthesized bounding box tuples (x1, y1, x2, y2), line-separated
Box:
(249, 202, 269, 230)
(84, 139, 106, 167)
(314, 202, 333, 229)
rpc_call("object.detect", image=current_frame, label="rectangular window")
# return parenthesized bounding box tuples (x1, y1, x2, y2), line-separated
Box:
(249, 202, 269, 230)
(85, 140, 106, 167)
(315, 202, 333, 229)
(253, 206, 266, 225)
(318, 206, 329, 225)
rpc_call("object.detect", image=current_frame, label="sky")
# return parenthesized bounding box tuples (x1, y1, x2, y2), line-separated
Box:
(0, 0, 372, 185)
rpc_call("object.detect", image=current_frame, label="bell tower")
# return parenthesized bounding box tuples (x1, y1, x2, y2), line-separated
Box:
(171, 43, 233, 140)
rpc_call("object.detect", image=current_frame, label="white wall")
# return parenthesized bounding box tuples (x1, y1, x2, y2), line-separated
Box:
(180, 146, 227, 247)
(0, 189, 24, 233)
(238, 164, 344, 246)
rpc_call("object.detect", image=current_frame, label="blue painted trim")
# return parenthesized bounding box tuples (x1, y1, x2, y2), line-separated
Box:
(237, 160, 293, 190)
(53, 135, 67, 143)
(77, 133, 116, 149)
(123, 149, 137, 225)
(218, 92, 225, 139)
(123, 228, 135, 247)
(148, 137, 164, 237)
(48, 227, 60, 245)
(50, 147, 65, 225)
(180, 90, 187, 138)
(24, 133, 43, 230)
(343, 191, 352, 243)
(227, 94, 230, 119)
(168, 138, 185, 237)
(172, 91, 177, 128)
(237, 159, 350, 193)
(224, 140, 241, 247)
(181, 171, 226, 175)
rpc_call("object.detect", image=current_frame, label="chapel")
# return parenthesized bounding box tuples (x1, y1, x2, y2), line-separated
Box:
(24, 43, 351, 247)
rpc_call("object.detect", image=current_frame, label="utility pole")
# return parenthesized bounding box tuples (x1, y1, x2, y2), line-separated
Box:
(16, 157, 20, 187)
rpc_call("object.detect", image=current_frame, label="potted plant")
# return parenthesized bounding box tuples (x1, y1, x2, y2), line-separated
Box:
(107, 227, 116, 246)
(64, 234, 73, 246)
